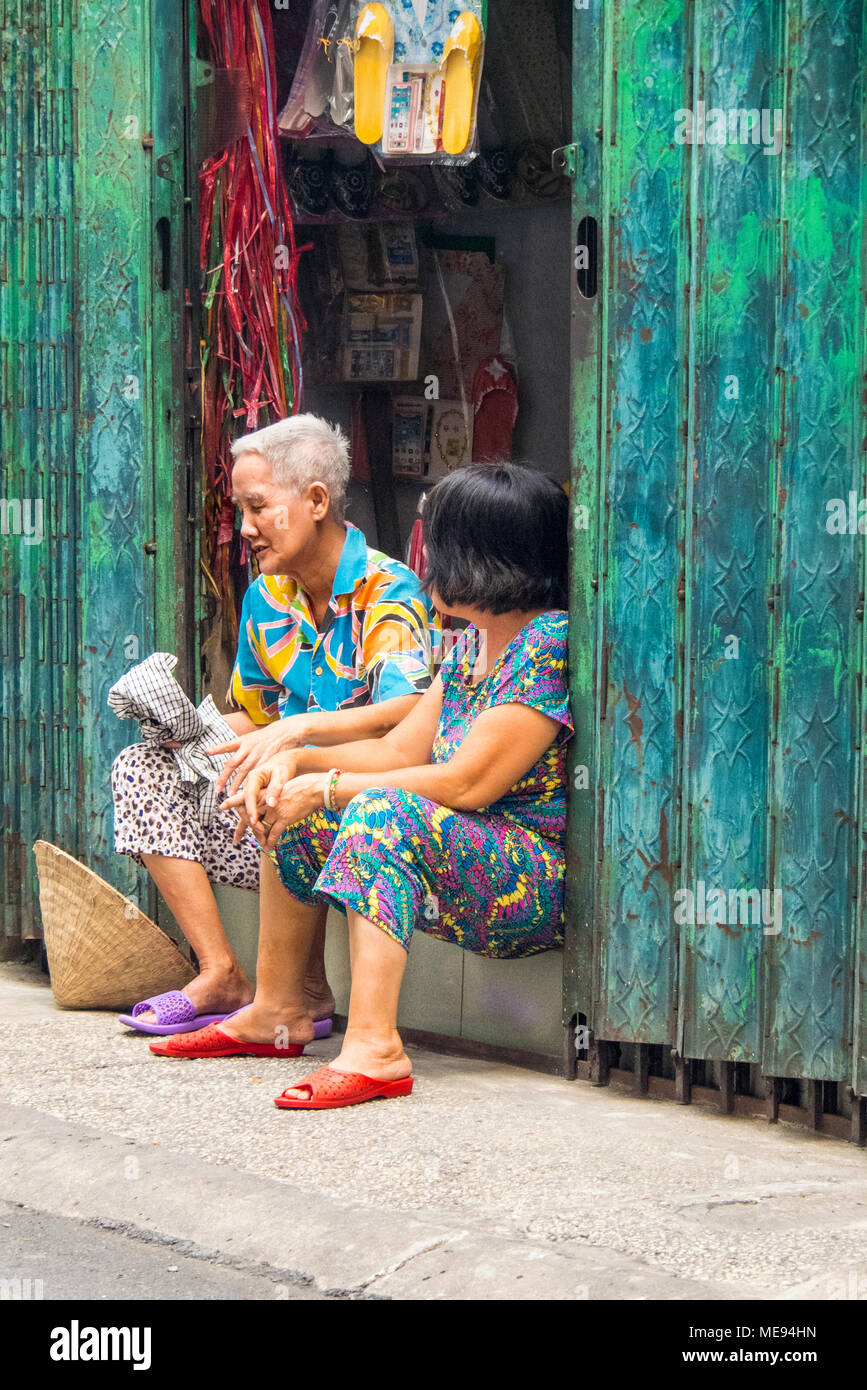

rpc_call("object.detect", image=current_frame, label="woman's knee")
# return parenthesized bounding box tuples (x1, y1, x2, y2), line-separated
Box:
(344, 787, 433, 826)
(273, 807, 341, 901)
(111, 741, 174, 785)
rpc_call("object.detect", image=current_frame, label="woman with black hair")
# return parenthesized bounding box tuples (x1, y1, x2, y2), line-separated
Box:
(151, 464, 573, 1109)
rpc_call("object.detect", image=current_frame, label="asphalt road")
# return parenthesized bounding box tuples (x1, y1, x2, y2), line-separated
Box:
(0, 1203, 339, 1301)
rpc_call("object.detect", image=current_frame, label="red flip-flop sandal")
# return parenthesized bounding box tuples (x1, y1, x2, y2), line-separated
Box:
(471, 354, 518, 463)
(149, 1022, 306, 1059)
(274, 1064, 414, 1110)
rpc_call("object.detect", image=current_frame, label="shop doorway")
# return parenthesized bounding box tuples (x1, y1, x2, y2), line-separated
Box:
(198, 0, 576, 1065)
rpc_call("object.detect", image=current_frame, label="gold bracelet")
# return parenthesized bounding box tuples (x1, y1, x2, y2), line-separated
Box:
(323, 768, 339, 810)
(325, 767, 342, 813)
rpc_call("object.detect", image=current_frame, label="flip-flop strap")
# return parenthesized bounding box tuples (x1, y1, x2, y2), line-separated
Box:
(278, 1065, 332, 1101)
(473, 358, 518, 409)
(474, 382, 518, 415)
(164, 1023, 234, 1054)
(279, 1065, 389, 1102)
(131, 991, 195, 1025)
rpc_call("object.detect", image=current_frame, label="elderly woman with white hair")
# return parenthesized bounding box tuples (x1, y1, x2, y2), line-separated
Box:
(112, 414, 439, 1036)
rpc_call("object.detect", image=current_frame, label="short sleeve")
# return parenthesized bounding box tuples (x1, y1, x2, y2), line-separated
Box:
(229, 583, 283, 724)
(361, 574, 442, 703)
(489, 615, 573, 737)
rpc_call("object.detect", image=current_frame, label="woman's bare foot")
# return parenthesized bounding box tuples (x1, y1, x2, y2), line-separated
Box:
(219, 1001, 315, 1049)
(280, 1029, 412, 1100)
(133, 961, 253, 1023)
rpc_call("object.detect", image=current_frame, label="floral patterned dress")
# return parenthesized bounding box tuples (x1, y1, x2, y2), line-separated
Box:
(272, 611, 573, 959)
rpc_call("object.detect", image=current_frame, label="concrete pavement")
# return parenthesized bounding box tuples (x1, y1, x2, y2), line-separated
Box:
(2, 963, 866, 1300)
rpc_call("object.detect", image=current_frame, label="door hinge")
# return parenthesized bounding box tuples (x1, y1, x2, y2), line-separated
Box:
(189, 57, 216, 90)
(552, 144, 580, 179)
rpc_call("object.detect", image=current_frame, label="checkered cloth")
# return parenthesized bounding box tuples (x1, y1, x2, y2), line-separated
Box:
(108, 652, 237, 826)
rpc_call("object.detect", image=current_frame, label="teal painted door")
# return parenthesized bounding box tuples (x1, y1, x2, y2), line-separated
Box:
(0, 0, 194, 939)
(566, 0, 867, 1092)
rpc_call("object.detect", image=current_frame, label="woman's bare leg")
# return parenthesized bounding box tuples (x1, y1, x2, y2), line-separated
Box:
(135, 854, 333, 1024)
(138, 856, 252, 1019)
(281, 908, 411, 1098)
(219, 853, 322, 1047)
(303, 913, 336, 1022)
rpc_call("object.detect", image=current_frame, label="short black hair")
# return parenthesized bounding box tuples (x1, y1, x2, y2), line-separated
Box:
(422, 462, 569, 615)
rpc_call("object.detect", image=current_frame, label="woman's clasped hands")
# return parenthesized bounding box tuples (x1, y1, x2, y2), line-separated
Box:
(220, 755, 328, 851)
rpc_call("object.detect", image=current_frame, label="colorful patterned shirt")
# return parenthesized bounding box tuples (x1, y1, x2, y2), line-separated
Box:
(432, 611, 573, 842)
(230, 522, 440, 723)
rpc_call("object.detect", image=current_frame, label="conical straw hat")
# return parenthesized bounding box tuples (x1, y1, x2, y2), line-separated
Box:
(33, 840, 195, 1010)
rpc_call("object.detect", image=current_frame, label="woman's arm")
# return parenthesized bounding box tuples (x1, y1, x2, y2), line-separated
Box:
(332, 702, 559, 811)
(293, 676, 444, 773)
(220, 676, 443, 839)
(293, 694, 421, 745)
(223, 710, 259, 736)
(160, 706, 256, 749)
(243, 675, 445, 795)
(210, 692, 426, 797)
(228, 699, 561, 850)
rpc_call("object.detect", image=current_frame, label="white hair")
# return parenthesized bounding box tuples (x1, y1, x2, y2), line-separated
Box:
(231, 414, 351, 520)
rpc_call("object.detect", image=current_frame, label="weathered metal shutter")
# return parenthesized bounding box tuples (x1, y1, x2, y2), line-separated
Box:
(0, 0, 194, 941)
(566, 1, 867, 1095)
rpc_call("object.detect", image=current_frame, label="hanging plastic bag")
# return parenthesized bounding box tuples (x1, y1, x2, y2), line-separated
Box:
(330, 0, 356, 128)
(278, 0, 356, 137)
(352, 0, 486, 164)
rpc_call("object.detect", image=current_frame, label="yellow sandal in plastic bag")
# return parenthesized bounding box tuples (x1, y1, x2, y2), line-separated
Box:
(440, 11, 483, 156)
(353, 3, 394, 145)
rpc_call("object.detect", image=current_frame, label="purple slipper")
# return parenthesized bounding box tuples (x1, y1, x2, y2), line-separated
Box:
(119, 991, 334, 1039)
(118, 991, 230, 1036)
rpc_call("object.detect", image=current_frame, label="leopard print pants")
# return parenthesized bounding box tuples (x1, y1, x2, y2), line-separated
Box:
(111, 743, 260, 890)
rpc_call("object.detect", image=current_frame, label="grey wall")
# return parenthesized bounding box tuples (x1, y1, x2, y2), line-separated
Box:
(448, 198, 572, 483)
